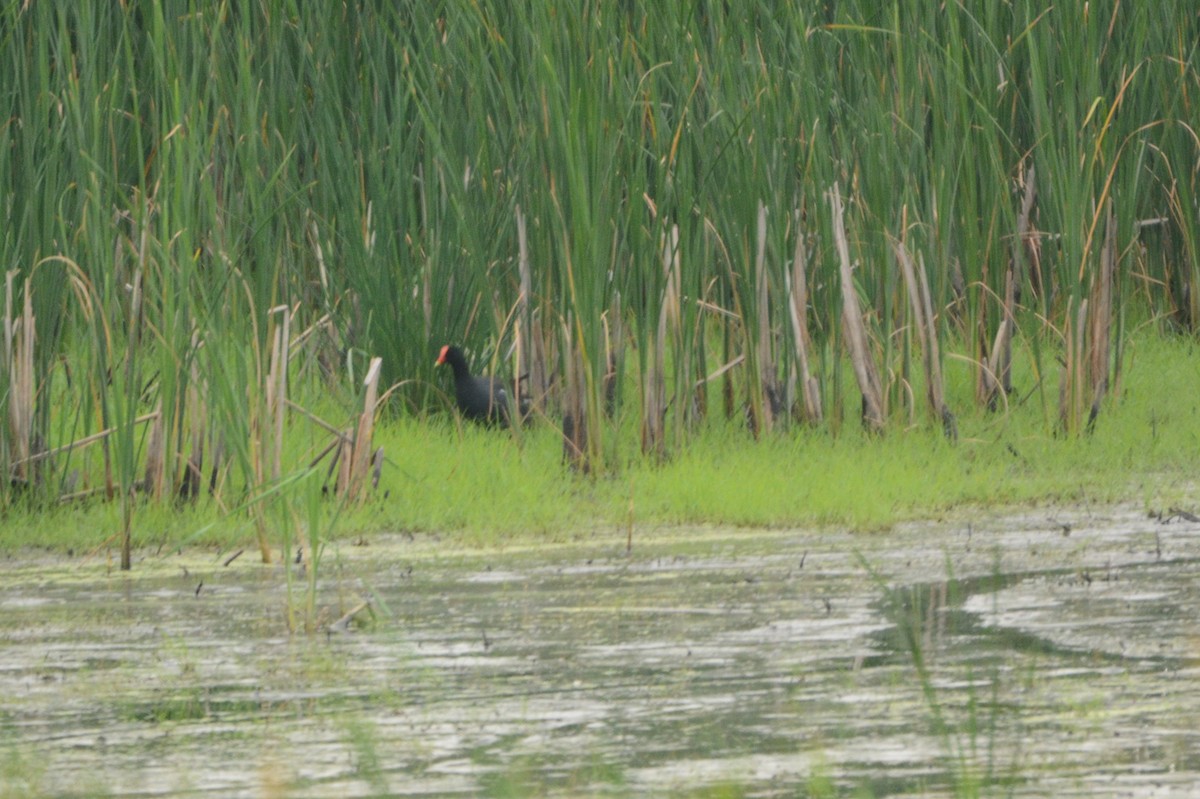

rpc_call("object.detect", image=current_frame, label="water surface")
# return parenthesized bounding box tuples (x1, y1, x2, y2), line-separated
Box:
(2, 506, 1198, 797)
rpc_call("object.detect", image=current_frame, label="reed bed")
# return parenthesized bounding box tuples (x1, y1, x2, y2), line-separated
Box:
(2, 2, 1198, 562)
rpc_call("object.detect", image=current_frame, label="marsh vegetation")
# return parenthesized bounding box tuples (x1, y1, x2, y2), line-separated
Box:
(3, 3, 1200, 554)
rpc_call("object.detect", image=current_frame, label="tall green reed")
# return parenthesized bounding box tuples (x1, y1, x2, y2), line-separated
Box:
(2, 1, 1198, 532)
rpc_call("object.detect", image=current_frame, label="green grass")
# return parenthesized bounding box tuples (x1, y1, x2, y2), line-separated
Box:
(2, 329, 1194, 554)
(366, 330, 1197, 540)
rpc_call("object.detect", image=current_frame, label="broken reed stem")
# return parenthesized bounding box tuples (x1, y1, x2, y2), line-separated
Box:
(1058, 204, 1118, 436)
(120, 262, 145, 572)
(268, 304, 291, 483)
(787, 208, 822, 424)
(829, 184, 885, 432)
(336, 423, 353, 498)
(893, 238, 956, 440)
(142, 400, 164, 497)
(345, 356, 382, 501)
(562, 324, 589, 472)
(603, 298, 620, 418)
(1087, 201, 1116, 431)
(248, 304, 292, 565)
(1059, 296, 1087, 432)
(9, 411, 159, 467)
(1016, 163, 1042, 297)
(180, 330, 207, 502)
(981, 165, 1037, 412)
(642, 224, 677, 459)
(982, 263, 1016, 411)
(754, 201, 776, 432)
(917, 255, 957, 440)
(1073, 297, 1089, 431)
(515, 205, 545, 414)
(6, 273, 35, 483)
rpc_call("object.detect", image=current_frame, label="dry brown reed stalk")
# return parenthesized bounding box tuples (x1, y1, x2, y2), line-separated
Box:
(5, 272, 35, 487)
(345, 356, 383, 501)
(977, 167, 1039, 413)
(180, 331, 207, 502)
(295, 405, 351, 492)
(9, 412, 158, 471)
(1059, 296, 1088, 433)
(753, 202, 780, 432)
(893, 237, 956, 440)
(787, 209, 822, 424)
(602, 302, 620, 418)
(642, 224, 678, 458)
(1057, 203, 1119, 434)
(267, 305, 291, 483)
(514, 205, 548, 416)
(1016, 164, 1043, 297)
(981, 263, 1016, 411)
(143, 400, 164, 497)
(1086, 202, 1117, 430)
(120, 263, 145, 571)
(245, 304, 293, 564)
(561, 327, 589, 472)
(829, 184, 885, 432)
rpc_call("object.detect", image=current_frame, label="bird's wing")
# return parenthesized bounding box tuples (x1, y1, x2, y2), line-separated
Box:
(492, 382, 509, 405)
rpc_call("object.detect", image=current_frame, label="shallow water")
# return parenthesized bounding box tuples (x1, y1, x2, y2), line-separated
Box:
(2, 505, 1198, 797)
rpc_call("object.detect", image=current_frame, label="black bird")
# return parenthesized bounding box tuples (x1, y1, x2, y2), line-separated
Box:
(435, 345, 519, 426)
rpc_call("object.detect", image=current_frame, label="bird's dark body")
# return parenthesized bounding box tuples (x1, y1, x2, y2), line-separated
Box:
(436, 345, 516, 426)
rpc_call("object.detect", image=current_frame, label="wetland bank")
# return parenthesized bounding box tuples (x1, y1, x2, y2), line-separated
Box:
(4, 505, 1199, 798)
(5, 3, 1200, 796)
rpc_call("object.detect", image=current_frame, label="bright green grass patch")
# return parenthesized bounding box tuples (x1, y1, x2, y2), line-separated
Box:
(1, 333, 1197, 554)
(364, 331, 1200, 540)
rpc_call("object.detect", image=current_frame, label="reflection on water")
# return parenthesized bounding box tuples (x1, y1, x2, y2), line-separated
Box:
(1, 506, 1198, 797)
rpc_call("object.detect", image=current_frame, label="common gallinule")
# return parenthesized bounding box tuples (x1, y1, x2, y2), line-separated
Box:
(435, 345, 520, 426)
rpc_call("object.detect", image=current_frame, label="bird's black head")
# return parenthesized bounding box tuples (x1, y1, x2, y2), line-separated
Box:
(435, 344, 462, 367)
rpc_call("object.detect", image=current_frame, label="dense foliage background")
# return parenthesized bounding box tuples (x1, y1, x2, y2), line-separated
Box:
(2, 2, 1198, 529)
